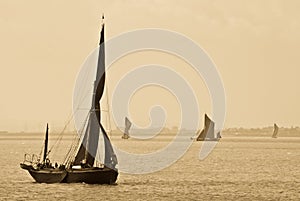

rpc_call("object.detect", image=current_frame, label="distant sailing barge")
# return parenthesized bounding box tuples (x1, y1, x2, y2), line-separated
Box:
(195, 114, 221, 141)
(122, 117, 132, 139)
(272, 123, 279, 138)
(20, 17, 118, 184)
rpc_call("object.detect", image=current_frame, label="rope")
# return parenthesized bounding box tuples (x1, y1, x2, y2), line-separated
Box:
(38, 144, 43, 161)
(47, 86, 92, 159)
(44, 60, 98, 164)
(63, 111, 91, 165)
(63, 133, 80, 166)
(47, 111, 74, 156)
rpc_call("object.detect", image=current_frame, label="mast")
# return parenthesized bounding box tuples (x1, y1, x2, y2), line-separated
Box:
(43, 123, 49, 163)
(73, 16, 106, 166)
(73, 15, 117, 169)
(105, 84, 112, 136)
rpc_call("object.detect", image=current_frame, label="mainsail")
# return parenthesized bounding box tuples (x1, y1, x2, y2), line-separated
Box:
(272, 123, 279, 138)
(73, 22, 117, 169)
(196, 114, 216, 140)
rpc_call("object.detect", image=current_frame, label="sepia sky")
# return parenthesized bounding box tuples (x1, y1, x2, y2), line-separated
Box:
(0, 0, 299, 132)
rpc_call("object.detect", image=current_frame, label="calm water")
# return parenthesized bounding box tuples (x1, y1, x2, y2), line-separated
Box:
(0, 136, 300, 200)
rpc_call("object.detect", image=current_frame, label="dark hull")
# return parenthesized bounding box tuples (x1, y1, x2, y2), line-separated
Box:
(122, 134, 129, 139)
(63, 167, 118, 184)
(20, 163, 67, 183)
(196, 138, 220, 141)
(21, 163, 118, 184)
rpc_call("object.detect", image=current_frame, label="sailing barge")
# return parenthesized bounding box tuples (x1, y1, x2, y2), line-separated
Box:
(272, 123, 279, 138)
(122, 117, 132, 139)
(196, 114, 221, 141)
(20, 17, 118, 184)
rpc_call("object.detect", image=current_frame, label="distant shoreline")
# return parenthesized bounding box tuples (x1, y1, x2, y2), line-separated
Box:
(0, 127, 299, 138)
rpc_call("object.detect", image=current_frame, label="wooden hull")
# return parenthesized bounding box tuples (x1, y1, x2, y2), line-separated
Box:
(21, 163, 118, 184)
(20, 163, 67, 183)
(63, 167, 118, 184)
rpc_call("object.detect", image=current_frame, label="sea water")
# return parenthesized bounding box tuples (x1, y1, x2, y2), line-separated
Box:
(0, 135, 299, 200)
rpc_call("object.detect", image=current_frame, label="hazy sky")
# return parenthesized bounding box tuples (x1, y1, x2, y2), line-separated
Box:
(0, 0, 299, 132)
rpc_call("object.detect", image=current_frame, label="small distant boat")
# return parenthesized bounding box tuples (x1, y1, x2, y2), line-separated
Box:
(196, 114, 221, 141)
(21, 16, 118, 184)
(122, 117, 132, 139)
(272, 123, 279, 138)
(216, 131, 222, 139)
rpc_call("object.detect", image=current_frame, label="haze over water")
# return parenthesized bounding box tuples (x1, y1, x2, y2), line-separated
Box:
(1, 0, 300, 132)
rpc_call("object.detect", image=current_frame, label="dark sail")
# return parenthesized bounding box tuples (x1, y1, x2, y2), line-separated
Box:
(122, 117, 132, 139)
(196, 129, 205, 140)
(196, 114, 215, 140)
(43, 123, 49, 163)
(124, 117, 132, 135)
(73, 119, 90, 165)
(73, 23, 106, 167)
(95, 22, 106, 120)
(272, 123, 279, 138)
(100, 123, 118, 169)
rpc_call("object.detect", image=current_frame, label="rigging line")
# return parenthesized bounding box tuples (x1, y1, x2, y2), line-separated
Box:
(77, 108, 93, 110)
(38, 124, 48, 161)
(96, 143, 102, 166)
(76, 86, 93, 109)
(63, 134, 80, 165)
(48, 101, 87, 157)
(43, 38, 103, 162)
(47, 111, 74, 157)
(104, 82, 112, 136)
(63, 131, 78, 164)
(63, 123, 83, 165)
(65, 81, 103, 161)
(73, 62, 94, 106)
(38, 144, 43, 161)
(46, 83, 93, 158)
(65, 132, 83, 166)
(63, 110, 91, 164)
(74, 60, 100, 114)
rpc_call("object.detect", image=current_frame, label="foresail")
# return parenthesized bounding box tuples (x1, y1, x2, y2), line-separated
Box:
(100, 124, 118, 170)
(86, 112, 101, 165)
(73, 118, 90, 165)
